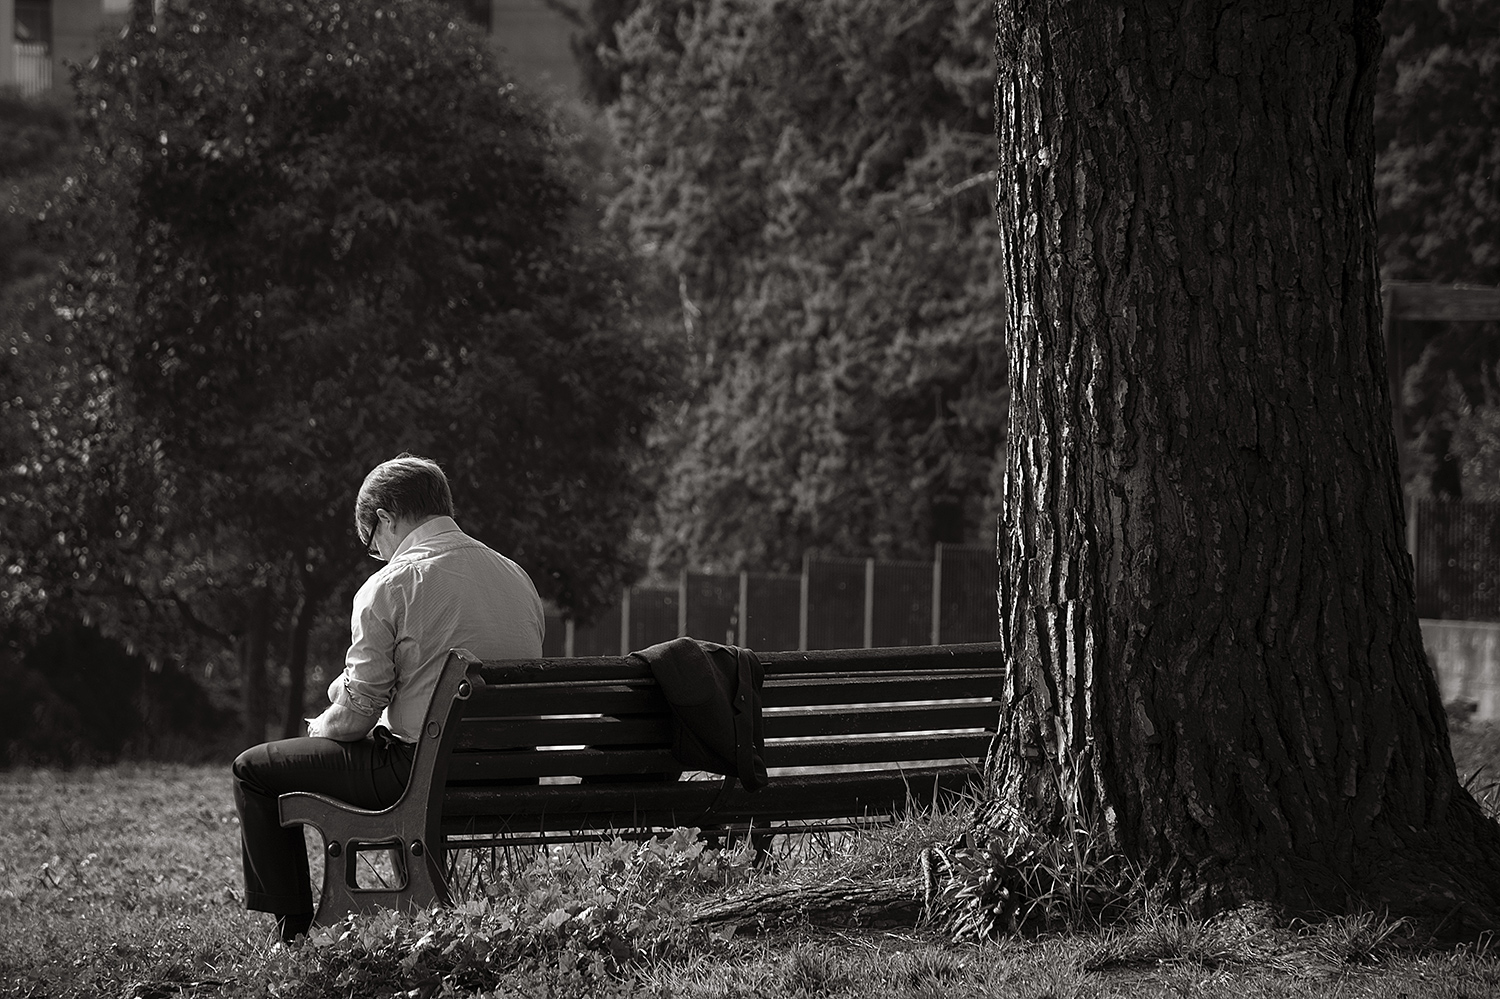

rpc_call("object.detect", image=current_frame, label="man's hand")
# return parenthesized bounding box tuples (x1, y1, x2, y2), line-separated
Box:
(305, 702, 379, 741)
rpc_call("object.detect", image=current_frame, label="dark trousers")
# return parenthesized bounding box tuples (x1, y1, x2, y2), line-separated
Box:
(232, 729, 414, 916)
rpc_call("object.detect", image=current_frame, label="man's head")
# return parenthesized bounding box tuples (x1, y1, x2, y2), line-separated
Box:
(354, 453, 455, 553)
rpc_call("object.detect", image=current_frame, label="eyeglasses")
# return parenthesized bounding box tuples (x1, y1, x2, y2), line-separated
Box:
(363, 519, 382, 560)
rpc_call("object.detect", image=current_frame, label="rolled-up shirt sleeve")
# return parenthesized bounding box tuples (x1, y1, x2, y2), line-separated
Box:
(331, 571, 403, 717)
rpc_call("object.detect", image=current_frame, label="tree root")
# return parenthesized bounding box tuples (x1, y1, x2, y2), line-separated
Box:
(690, 877, 925, 932)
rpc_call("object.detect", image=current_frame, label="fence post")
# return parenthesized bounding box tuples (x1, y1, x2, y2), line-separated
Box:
(864, 557, 875, 649)
(619, 586, 631, 655)
(738, 570, 749, 647)
(1384, 286, 1405, 483)
(1408, 493, 1420, 574)
(564, 618, 575, 658)
(678, 569, 688, 637)
(799, 552, 810, 652)
(930, 542, 943, 645)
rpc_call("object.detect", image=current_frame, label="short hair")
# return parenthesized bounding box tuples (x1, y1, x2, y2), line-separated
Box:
(354, 453, 454, 544)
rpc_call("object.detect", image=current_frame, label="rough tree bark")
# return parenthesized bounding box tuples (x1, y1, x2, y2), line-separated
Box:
(986, 0, 1500, 936)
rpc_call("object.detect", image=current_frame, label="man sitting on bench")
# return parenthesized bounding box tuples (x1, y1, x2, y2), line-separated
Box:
(231, 453, 545, 944)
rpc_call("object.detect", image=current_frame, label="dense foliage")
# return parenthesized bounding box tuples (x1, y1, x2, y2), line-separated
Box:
(0, 91, 72, 292)
(1376, 0, 1500, 497)
(605, 0, 1005, 572)
(0, 623, 236, 766)
(2, 0, 670, 741)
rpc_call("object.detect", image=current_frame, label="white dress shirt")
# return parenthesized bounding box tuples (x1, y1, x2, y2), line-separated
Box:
(329, 516, 544, 742)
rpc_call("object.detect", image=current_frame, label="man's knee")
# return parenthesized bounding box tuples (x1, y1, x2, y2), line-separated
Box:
(232, 741, 277, 794)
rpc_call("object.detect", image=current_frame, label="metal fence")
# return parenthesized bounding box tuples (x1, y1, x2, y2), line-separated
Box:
(538, 498, 1500, 655)
(543, 543, 999, 656)
(1414, 499, 1500, 622)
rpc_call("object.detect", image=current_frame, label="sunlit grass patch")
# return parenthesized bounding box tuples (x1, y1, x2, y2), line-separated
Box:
(0, 765, 261, 998)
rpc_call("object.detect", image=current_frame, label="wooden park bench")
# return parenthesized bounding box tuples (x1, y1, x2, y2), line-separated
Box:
(278, 642, 1004, 926)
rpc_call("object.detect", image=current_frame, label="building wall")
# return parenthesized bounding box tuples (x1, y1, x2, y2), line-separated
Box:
(2, 0, 127, 94)
(489, 0, 579, 96)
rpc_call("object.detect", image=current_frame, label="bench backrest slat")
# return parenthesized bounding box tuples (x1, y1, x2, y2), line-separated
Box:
(456, 716, 672, 749)
(471, 645, 1000, 685)
(448, 747, 681, 781)
(454, 702, 995, 752)
(465, 672, 998, 718)
(756, 645, 1001, 673)
(446, 732, 993, 782)
(468, 684, 668, 716)
(760, 670, 1000, 707)
(770, 733, 993, 768)
(766, 703, 996, 737)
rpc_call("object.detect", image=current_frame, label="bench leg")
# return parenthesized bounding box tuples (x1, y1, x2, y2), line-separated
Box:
(279, 791, 450, 927)
(309, 835, 448, 926)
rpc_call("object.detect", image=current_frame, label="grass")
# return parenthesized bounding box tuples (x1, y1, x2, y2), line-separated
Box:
(2, 728, 1500, 998)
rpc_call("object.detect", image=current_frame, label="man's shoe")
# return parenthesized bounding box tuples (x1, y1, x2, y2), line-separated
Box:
(276, 912, 314, 944)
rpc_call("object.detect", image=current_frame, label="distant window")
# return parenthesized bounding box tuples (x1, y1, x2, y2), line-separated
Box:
(15, 0, 51, 46)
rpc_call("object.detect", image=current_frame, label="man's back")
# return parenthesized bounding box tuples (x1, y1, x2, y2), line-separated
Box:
(342, 516, 544, 741)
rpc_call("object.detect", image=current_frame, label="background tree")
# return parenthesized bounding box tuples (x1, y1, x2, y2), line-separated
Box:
(4, 0, 670, 746)
(1375, 0, 1500, 497)
(983, 0, 1500, 936)
(0, 90, 236, 764)
(606, 0, 1005, 572)
(564, 0, 641, 105)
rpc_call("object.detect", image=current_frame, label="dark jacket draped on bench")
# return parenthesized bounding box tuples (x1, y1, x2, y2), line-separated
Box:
(630, 638, 767, 792)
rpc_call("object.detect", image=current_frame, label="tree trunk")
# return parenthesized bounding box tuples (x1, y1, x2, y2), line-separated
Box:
(280, 567, 329, 740)
(239, 584, 271, 747)
(987, 0, 1500, 937)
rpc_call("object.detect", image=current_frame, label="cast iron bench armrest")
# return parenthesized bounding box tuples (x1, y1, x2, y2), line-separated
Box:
(276, 648, 484, 925)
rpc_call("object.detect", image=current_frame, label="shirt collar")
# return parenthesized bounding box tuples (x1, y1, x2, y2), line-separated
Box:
(391, 515, 461, 560)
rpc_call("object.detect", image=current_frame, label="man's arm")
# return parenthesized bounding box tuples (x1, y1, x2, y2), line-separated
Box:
(305, 700, 379, 741)
(313, 570, 403, 741)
